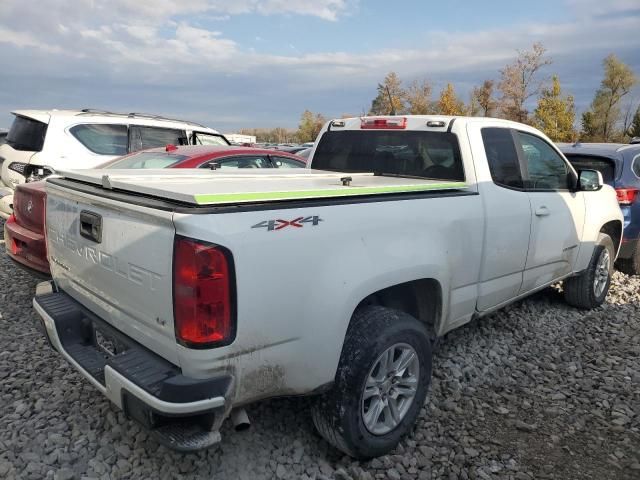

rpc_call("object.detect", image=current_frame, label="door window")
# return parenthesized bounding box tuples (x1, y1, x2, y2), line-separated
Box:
(271, 156, 304, 168)
(70, 124, 128, 155)
(129, 126, 186, 152)
(201, 155, 271, 169)
(516, 132, 572, 191)
(480, 128, 523, 189)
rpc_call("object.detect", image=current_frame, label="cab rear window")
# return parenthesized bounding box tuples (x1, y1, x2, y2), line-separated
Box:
(6, 116, 47, 152)
(312, 130, 464, 181)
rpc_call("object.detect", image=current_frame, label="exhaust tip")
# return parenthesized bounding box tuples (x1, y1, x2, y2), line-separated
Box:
(230, 408, 250, 431)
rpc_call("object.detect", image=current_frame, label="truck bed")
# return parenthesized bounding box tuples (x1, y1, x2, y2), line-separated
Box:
(56, 168, 467, 206)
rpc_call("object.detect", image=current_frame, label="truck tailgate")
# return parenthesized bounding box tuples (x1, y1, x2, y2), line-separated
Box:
(45, 181, 179, 365)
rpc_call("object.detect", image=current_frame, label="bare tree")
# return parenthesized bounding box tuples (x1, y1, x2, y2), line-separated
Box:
(498, 42, 552, 123)
(472, 80, 497, 117)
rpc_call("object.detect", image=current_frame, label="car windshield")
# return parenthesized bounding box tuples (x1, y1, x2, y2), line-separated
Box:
(104, 152, 188, 169)
(6, 116, 48, 152)
(312, 130, 465, 181)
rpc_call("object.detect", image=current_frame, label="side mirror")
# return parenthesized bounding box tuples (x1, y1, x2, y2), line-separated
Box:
(578, 169, 603, 191)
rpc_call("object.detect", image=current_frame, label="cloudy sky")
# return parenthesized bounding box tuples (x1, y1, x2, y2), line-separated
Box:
(1, 0, 639, 133)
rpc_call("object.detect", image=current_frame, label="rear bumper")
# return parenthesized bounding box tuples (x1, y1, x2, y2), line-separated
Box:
(33, 287, 233, 449)
(4, 214, 50, 275)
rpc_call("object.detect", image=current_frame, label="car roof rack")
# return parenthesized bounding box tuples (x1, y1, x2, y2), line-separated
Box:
(77, 109, 207, 128)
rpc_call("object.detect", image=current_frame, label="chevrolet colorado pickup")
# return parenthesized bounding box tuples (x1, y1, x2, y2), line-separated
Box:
(33, 116, 623, 458)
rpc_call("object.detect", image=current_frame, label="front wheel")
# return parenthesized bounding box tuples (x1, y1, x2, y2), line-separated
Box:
(311, 306, 432, 459)
(564, 233, 614, 309)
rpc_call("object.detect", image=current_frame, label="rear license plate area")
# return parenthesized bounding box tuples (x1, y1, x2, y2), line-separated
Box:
(95, 327, 127, 357)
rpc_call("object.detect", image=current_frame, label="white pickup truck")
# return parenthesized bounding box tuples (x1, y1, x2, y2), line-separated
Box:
(33, 116, 622, 458)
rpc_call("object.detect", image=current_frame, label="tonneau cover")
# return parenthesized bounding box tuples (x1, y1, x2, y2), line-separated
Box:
(53, 169, 468, 206)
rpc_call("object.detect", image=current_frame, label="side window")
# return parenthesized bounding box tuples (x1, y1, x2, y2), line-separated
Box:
(516, 132, 571, 191)
(633, 155, 640, 178)
(481, 128, 523, 189)
(201, 155, 271, 169)
(192, 132, 229, 146)
(70, 124, 128, 155)
(271, 156, 304, 168)
(129, 126, 186, 152)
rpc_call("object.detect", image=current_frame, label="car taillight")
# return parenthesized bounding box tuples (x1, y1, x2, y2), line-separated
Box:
(616, 188, 638, 205)
(173, 236, 235, 348)
(361, 117, 407, 129)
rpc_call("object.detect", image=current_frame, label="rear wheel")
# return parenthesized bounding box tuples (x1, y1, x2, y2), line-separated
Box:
(564, 233, 614, 309)
(311, 306, 432, 459)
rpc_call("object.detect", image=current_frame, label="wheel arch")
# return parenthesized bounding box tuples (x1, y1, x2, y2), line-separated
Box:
(352, 278, 443, 340)
(600, 220, 623, 257)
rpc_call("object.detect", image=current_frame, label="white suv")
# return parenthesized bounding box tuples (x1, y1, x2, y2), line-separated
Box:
(0, 109, 228, 219)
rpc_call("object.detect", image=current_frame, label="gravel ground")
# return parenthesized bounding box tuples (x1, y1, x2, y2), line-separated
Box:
(0, 218, 638, 480)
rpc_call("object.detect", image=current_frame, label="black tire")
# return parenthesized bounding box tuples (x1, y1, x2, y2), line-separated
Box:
(564, 233, 614, 309)
(616, 243, 640, 276)
(311, 306, 432, 459)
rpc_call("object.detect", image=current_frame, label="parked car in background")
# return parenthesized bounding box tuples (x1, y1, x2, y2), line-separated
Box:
(0, 109, 228, 219)
(559, 142, 640, 275)
(296, 147, 312, 160)
(4, 145, 305, 275)
(103, 145, 306, 170)
(276, 146, 310, 155)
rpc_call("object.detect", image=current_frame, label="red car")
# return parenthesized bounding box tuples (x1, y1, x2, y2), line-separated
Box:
(4, 146, 305, 275)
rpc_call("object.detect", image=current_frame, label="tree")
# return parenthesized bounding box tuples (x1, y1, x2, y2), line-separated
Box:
(297, 110, 326, 143)
(472, 80, 497, 117)
(369, 72, 406, 115)
(405, 79, 432, 114)
(580, 111, 599, 141)
(498, 42, 552, 123)
(583, 54, 637, 141)
(533, 76, 576, 142)
(437, 83, 466, 115)
(627, 105, 640, 138)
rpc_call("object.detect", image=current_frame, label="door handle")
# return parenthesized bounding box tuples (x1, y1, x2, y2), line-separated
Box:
(535, 206, 550, 217)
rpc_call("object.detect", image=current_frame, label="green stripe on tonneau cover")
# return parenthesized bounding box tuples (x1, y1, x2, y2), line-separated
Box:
(194, 182, 467, 205)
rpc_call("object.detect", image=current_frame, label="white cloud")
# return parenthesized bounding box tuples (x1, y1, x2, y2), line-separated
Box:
(0, 0, 638, 130)
(566, 0, 640, 17)
(1, 0, 637, 85)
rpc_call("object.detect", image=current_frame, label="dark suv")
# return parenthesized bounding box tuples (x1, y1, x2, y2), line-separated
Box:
(559, 142, 640, 275)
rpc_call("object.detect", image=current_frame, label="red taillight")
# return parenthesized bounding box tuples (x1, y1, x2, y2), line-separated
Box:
(173, 236, 234, 347)
(6, 215, 20, 255)
(616, 188, 638, 205)
(361, 117, 407, 129)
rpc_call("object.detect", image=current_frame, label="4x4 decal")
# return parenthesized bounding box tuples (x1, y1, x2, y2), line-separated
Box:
(252, 216, 323, 231)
